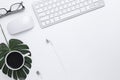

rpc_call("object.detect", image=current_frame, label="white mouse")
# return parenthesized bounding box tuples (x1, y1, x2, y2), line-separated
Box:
(7, 16, 34, 35)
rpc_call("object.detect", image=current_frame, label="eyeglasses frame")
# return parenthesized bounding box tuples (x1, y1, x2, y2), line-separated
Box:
(0, 2, 25, 18)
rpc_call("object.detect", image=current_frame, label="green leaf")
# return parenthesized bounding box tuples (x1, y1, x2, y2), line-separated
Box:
(24, 62, 31, 69)
(9, 39, 23, 49)
(25, 57, 32, 63)
(18, 50, 31, 55)
(17, 70, 22, 80)
(8, 69, 12, 78)
(13, 70, 18, 80)
(17, 69, 26, 80)
(0, 39, 32, 80)
(0, 51, 8, 59)
(23, 66, 29, 74)
(11, 45, 29, 50)
(0, 43, 9, 51)
(0, 43, 9, 59)
(2, 64, 8, 74)
(0, 58, 4, 69)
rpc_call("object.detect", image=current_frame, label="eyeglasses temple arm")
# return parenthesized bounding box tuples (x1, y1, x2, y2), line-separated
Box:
(0, 24, 9, 46)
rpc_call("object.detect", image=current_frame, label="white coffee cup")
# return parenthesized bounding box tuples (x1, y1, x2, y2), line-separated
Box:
(5, 50, 25, 70)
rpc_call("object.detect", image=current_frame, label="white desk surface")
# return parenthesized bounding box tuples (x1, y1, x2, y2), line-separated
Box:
(0, 0, 120, 80)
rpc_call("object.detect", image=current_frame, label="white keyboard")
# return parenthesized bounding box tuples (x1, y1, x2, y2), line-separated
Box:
(32, 0, 105, 28)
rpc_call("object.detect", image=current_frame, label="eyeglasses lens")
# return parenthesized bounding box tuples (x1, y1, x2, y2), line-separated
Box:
(11, 3, 23, 11)
(0, 9, 7, 16)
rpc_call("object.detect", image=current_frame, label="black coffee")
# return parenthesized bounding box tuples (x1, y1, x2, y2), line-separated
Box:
(6, 52, 24, 69)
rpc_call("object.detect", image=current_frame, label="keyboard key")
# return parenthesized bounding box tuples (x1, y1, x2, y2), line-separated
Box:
(35, 5, 40, 9)
(81, 7, 86, 12)
(39, 12, 46, 17)
(40, 16, 49, 21)
(50, 19, 54, 23)
(60, 9, 80, 19)
(50, 14, 54, 18)
(54, 17, 60, 21)
(37, 9, 43, 13)
(41, 22, 46, 26)
(46, 20, 50, 24)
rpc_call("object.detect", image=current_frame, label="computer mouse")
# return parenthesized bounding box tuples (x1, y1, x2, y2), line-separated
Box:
(7, 16, 34, 35)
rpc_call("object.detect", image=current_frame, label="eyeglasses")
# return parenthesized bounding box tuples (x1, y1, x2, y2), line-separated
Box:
(0, 2, 25, 18)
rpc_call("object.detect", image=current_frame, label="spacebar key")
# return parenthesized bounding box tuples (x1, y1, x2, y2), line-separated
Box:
(60, 10, 80, 20)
